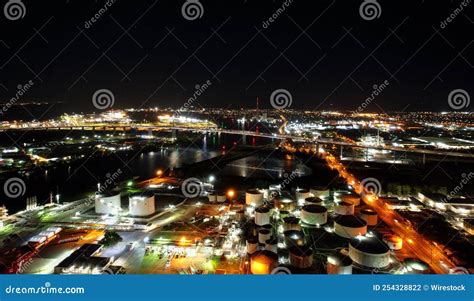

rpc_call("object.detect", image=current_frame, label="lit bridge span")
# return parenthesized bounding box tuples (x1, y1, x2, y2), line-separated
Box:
(2, 124, 474, 159)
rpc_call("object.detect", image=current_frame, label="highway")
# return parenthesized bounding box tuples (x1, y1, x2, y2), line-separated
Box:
(320, 150, 457, 274)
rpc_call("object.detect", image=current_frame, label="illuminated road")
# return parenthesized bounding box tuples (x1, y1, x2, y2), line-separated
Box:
(3, 123, 474, 159)
(320, 150, 457, 274)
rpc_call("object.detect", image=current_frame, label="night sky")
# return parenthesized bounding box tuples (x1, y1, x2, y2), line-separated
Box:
(0, 0, 472, 113)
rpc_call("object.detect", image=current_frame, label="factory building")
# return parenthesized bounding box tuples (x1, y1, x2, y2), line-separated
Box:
(359, 208, 378, 226)
(246, 189, 264, 207)
(417, 192, 474, 216)
(289, 245, 313, 269)
(300, 205, 327, 226)
(348, 235, 390, 269)
(334, 201, 355, 215)
(128, 191, 155, 216)
(327, 251, 353, 274)
(250, 250, 278, 274)
(310, 186, 330, 198)
(95, 191, 121, 215)
(334, 215, 367, 238)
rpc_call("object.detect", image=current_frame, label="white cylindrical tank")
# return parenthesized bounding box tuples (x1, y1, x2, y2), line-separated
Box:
(295, 188, 311, 203)
(327, 251, 353, 274)
(349, 236, 390, 269)
(255, 207, 271, 226)
(216, 192, 226, 203)
(289, 245, 313, 269)
(283, 216, 301, 231)
(246, 238, 258, 254)
(310, 186, 330, 198)
(246, 189, 263, 207)
(265, 237, 278, 253)
(208, 192, 217, 203)
(359, 208, 378, 226)
(383, 234, 403, 250)
(129, 191, 155, 216)
(335, 201, 355, 215)
(304, 197, 324, 205)
(258, 229, 272, 244)
(334, 215, 367, 239)
(95, 191, 121, 215)
(300, 205, 327, 226)
(341, 194, 361, 206)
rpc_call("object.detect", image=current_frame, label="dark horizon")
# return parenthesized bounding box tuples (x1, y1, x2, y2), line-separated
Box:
(0, 0, 472, 114)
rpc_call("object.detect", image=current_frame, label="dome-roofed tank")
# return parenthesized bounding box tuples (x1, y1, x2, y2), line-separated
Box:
(334, 215, 367, 238)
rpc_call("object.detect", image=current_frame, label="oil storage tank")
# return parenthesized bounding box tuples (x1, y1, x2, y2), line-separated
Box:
(255, 206, 271, 226)
(359, 208, 378, 226)
(250, 250, 278, 274)
(289, 245, 313, 269)
(95, 191, 121, 215)
(334, 215, 367, 238)
(128, 191, 155, 216)
(300, 205, 327, 226)
(335, 201, 355, 215)
(246, 189, 264, 207)
(349, 235, 390, 269)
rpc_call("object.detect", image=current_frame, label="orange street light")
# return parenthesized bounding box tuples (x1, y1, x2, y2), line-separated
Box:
(227, 189, 236, 199)
(156, 169, 163, 177)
